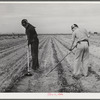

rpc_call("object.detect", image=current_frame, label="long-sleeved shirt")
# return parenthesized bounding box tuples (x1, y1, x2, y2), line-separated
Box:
(25, 23, 38, 44)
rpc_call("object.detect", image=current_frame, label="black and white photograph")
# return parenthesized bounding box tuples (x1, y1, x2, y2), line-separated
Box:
(0, 1, 100, 99)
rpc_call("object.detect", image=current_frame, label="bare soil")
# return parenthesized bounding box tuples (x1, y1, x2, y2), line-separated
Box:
(0, 35, 100, 92)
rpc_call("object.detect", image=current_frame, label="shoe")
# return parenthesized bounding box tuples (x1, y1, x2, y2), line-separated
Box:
(25, 72, 33, 76)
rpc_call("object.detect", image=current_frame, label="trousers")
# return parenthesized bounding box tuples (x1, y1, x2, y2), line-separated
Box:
(30, 38, 39, 70)
(73, 41, 89, 76)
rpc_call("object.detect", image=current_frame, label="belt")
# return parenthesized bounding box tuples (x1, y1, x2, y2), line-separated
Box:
(77, 39, 89, 46)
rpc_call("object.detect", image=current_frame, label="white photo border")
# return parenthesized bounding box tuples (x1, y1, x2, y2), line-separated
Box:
(0, 1, 100, 99)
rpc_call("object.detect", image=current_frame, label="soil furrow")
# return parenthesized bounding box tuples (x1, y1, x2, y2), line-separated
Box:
(0, 43, 26, 59)
(0, 38, 26, 51)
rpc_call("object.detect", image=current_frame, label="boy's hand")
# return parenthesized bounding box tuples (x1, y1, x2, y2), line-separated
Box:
(69, 48, 72, 51)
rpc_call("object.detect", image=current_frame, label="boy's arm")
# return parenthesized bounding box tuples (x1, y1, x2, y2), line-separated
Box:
(70, 32, 76, 51)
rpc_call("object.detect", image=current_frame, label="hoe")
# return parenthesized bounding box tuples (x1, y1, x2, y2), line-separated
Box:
(44, 45, 76, 77)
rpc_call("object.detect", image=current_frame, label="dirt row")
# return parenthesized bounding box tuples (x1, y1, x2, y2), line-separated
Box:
(0, 35, 47, 92)
(0, 45, 27, 92)
(0, 37, 27, 51)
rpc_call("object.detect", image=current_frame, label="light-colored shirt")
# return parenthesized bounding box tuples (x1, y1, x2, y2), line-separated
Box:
(72, 28, 89, 43)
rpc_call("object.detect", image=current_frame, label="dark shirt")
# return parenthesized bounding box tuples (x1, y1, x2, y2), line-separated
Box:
(26, 23, 38, 44)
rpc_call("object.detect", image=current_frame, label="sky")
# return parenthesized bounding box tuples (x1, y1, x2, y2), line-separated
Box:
(0, 2, 100, 34)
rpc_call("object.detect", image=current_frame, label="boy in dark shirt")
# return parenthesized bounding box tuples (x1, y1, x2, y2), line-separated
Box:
(21, 19, 39, 72)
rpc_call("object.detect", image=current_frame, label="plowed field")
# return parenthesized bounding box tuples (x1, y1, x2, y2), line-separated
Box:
(0, 34, 100, 92)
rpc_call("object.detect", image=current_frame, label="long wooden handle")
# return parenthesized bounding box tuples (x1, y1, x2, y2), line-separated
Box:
(27, 46, 30, 72)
